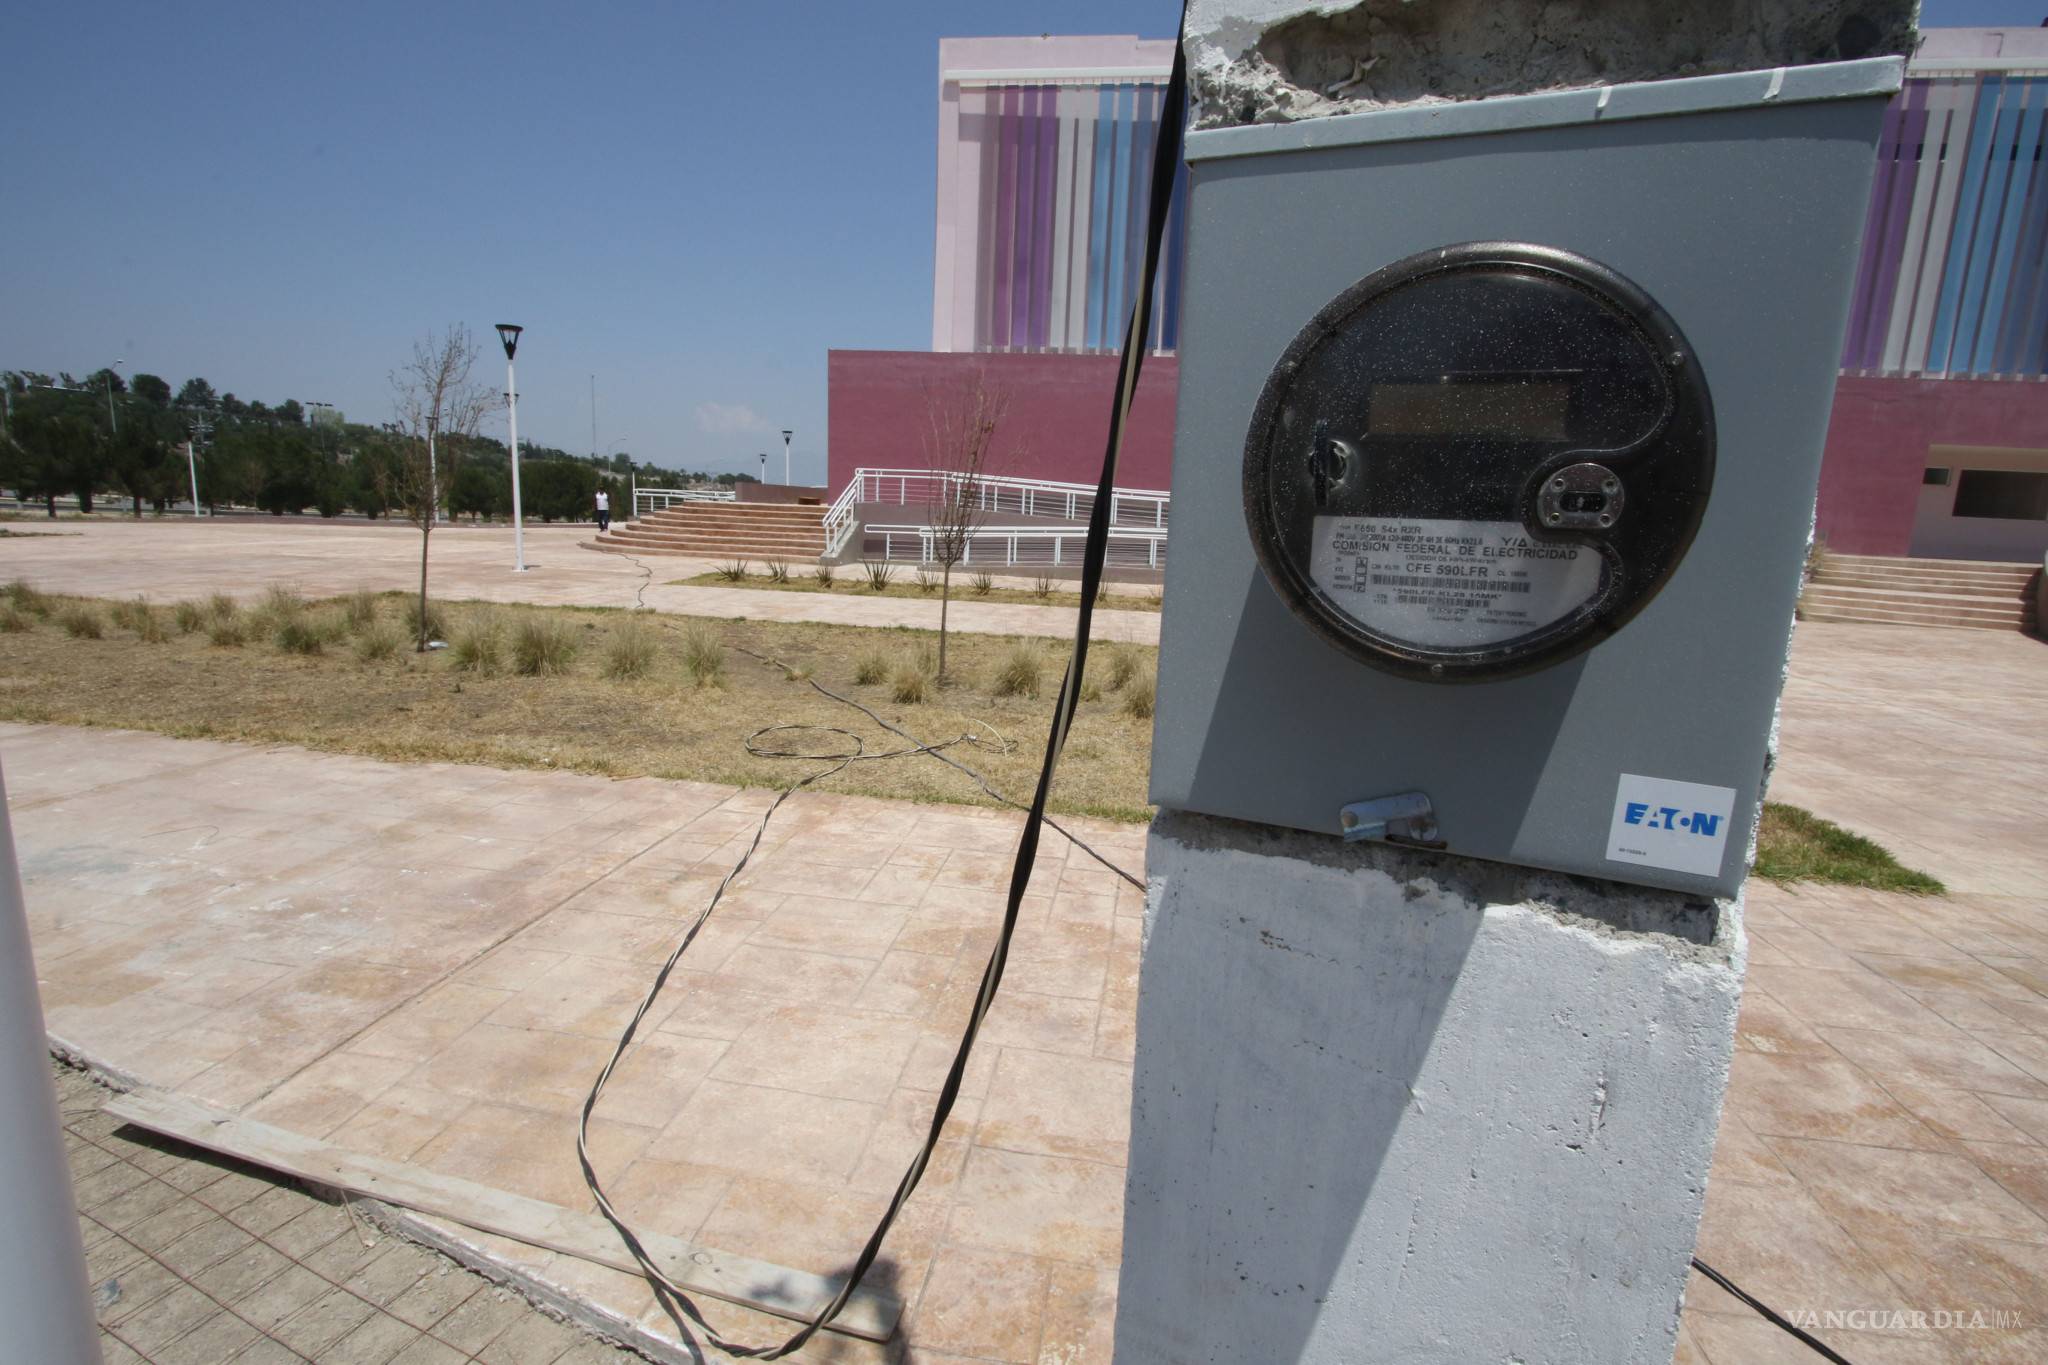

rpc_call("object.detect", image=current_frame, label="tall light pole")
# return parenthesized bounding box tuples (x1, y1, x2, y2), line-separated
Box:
(106, 358, 123, 433)
(497, 324, 527, 572)
(781, 427, 793, 486)
(758, 452, 766, 486)
(185, 413, 212, 518)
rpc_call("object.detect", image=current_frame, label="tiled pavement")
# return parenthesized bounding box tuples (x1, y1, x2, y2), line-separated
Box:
(61, 1064, 645, 1365)
(1678, 621, 2048, 1365)
(8, 616, 2047, 1363)
(7, 721, 1144, 1363)
(0, 519, 1163, 644)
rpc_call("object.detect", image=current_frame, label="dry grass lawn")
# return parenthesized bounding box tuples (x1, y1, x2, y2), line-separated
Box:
(0, 587, 1159, 822)
(0, 584, 1946, 892)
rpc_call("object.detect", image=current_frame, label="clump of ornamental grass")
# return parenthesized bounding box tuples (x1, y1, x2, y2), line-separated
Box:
(1032, 573, 1053, 599)
(715, 560, 749, 584)
(862, 561, 894, 591)
(913, 566, 936, 595)
(513, 616, 577, 676)
(603, 617, 657, 679)
(4, 580, 50, 616)
(852, 649, 890, 686)
(354, 623, 402, 661)
(992, 643, 1043, 699)
(274, 614, 326, 656)
(260, 584, 306, 621)
(405, 597, 448, 644)
(971, 571, 994, 596)
(766, 560, 791, 584)
(450, 616, 503, 673)
(890, 662, 932, 704)
(344, 588, 381, 631)
(1099, 643, 1140, 692)
(679, 622, 726, 688)
(58, 604, 103, 639)
(812, 563, 836, 589)
(172, 600, 205, 634)
(1121, 672, 1156, 720)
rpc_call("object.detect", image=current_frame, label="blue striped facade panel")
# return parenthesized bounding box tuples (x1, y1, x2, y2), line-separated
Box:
(1845, 74, 2048, 379)
(969, 81, 1186, 354)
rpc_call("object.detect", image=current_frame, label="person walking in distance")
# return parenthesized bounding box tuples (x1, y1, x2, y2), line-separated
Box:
(595, 488, 611, 532)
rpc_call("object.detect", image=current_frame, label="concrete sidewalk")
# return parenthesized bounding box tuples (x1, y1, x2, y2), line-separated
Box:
(10, 722, 1144, 1363)
(0, 519, 1163, 644)
(8, 617, 2046, 1362)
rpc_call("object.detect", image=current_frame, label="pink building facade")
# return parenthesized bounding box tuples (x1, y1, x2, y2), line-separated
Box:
(830, 30, 2048, 563)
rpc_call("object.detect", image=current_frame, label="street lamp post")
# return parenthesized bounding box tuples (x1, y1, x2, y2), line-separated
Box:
(106, 358, 123, 434)
(497, 324, 527, 572)
(781, 428, 793, 486)
(185, 413, 211, 518)
(758, 452, 766, 486)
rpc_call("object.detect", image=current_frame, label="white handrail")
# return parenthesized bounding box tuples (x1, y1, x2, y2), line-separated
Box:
(822, 478, 864, 558)
(633, 487, 736, 517)
(824, 466, 1172, 560)
(861, 521, 1169, 570)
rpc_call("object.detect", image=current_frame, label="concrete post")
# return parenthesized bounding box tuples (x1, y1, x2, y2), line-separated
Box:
(0, 760, 103, 1364)
(1115, 5, 1912, 1363)
(1117, 815, 1741, 1363)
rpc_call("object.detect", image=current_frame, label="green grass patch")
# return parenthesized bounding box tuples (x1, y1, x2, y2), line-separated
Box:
(1754, 803, 1944, 894)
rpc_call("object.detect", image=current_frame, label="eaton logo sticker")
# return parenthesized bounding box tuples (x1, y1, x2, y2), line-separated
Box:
(1605, 774, 1737, 879)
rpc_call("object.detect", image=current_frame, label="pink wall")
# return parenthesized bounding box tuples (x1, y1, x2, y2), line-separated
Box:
(830, 353, 2048, 557)
(827, 350, 1180, 494)
(1817, 377, 2048, 555)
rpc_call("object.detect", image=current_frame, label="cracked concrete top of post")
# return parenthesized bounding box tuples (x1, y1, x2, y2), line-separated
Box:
(1184, 0, 1920, 127)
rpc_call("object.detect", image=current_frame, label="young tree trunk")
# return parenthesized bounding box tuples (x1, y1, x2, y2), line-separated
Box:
(939, 561, 953, 681)
(43, 495, 55, 519)
(131, 493, 142, 518)
(416, 524, 432, 652)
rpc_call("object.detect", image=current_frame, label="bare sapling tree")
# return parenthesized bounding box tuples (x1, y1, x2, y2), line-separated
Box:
(923, 376, 1009, 682)
(384, 326, 492, 651)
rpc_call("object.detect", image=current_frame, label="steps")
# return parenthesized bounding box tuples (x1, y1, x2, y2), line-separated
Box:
(584, 502, 828, 561)
(1801, 553, 2040, 633)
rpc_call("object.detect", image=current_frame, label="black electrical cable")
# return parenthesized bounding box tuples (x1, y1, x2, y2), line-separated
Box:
(730, 643, 1143, 891)
(1691, 1256, 1857, 1364)
(575, 26, 1186, 1352)
(581, 13, 1830, 1363)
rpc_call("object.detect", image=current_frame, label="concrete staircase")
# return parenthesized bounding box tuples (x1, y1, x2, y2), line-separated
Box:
(585, 502, 828, 562)
(1801, 553, 2040, 633)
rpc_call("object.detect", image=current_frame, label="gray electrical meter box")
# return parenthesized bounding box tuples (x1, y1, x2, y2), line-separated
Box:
(1150, 59, 1902, 899)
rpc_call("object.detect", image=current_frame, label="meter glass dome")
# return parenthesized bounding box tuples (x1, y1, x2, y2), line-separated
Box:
(1243, 242, 1714, 682)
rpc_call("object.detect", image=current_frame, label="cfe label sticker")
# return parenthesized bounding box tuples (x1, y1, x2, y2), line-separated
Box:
(1309, 517, 1603, 648)
(1605, 774, 1738, 878)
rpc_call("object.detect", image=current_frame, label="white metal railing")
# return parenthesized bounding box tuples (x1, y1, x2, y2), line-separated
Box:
(862, 522, 1168, 570)
(823, 467, 1171, 558)
(634, 487, 736, 517)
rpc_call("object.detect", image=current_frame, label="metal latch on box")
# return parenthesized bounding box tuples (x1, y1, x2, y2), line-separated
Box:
(1339, 791, 1446, 849)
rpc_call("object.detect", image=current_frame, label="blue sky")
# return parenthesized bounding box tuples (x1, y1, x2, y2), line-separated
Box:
(0, 1, 2032, 478)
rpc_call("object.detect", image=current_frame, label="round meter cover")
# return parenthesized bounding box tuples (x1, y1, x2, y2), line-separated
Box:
(1243, 242, 1714, 683)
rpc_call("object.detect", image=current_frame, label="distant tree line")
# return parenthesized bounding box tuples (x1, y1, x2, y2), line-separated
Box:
(0, 369, 751, 520)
